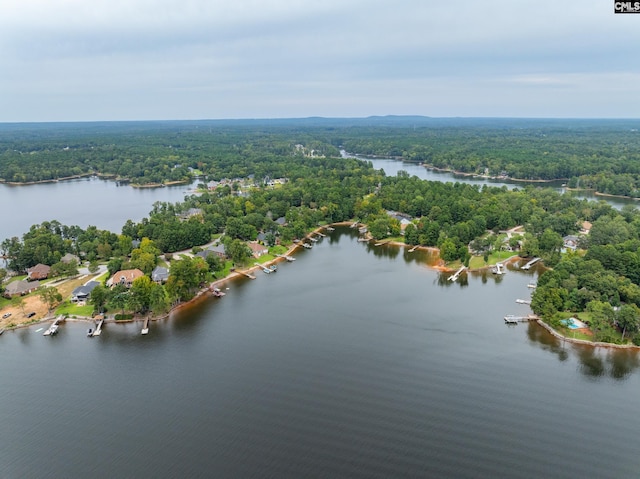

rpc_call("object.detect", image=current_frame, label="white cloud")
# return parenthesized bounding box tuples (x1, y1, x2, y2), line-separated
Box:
(0, 0, 639, 121)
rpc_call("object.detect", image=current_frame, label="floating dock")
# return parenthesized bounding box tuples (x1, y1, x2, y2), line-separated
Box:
(448, 266, 466, 282)
(516, 299, 531, 305)
(522, 257, 541, 270)
(141, 318, 149, 335)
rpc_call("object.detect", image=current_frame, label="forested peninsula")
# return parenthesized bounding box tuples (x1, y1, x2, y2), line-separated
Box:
(2, 117, 640, 347)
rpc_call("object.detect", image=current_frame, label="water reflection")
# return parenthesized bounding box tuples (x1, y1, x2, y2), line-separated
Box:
(526, 322, 640, 378)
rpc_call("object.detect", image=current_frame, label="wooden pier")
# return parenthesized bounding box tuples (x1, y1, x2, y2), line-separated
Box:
(313, 231, 326, 237)
(522, 257, 541, 270)
(448, 265, 466, 282)
(237, 270, 256, 280)
(302, 242, 313, 249)
(276, 254, 296, 261)
(91, 319, 104, 337)
(141, 318, 149, 335)
(408, 245, 419, 252)
(504, 314, 538, 323)
(492, 263, 504, 275)
(43, 316, 63, 336)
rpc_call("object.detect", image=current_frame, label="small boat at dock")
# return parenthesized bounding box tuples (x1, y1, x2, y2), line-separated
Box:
(302, 243, 313, 249)
(87, 328, 93, 337)
(211, 287, 226, 297)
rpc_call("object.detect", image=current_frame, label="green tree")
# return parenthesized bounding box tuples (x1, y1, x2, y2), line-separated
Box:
(616, 304, 640, 341)
(38, 286, 63, 313)
(90, 284, 107, 314)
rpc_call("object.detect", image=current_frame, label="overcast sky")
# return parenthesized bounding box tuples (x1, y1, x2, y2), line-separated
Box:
(1, 0, 638, 122)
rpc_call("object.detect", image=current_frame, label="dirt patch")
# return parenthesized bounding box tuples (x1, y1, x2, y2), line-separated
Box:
(0, 275, 98, 329)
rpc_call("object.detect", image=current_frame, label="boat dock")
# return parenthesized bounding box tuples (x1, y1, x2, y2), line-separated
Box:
(237, 270, 256, 280)
(91, 319, 104, 337)
(43, 316, 63, 336)
(492, 263, 504, 275)
(302, 242, 313, 249)
(516, 299, 531, 305)
(276, 254, 295, 261)
(522, 257, 541, 270)
(141, 318, 149, 335)
(504, 314, 538, 323)
(255, 262, 272, 274)
(313, 231, 326, 237)
(448, 265, 466, 282)
(408, 245, 419, 252)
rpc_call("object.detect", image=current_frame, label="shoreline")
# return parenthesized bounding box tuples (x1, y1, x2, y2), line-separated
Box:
(5, 224, 637, 350)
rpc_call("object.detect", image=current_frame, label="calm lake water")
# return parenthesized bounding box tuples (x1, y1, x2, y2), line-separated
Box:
(2, 229, 640, 478)
(2, 157, 640, 477)
(0, 177, 194, 241)
(357, 154, 636, 210)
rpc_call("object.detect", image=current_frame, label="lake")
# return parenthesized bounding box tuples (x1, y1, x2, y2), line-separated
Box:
(0, 177, 195, 241)
(354, 153, 637, 210)
(1, 228, 640, 478)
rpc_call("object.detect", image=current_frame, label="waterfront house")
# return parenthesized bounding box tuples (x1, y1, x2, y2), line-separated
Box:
(4, 280, 40, 298)
(71, 281, 100, 303)
(248, 242, 269, 258)
(27, 264, 51, 280)
(151, 266, 169, 283)
(106, 269, 144, 288)
(196, 244, 227, 260)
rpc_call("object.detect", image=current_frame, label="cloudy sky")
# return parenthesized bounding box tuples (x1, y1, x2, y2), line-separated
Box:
(1, 0, 638, 122)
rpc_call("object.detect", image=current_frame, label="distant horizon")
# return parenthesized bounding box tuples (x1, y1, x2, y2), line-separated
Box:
(2, 114, 640, 126)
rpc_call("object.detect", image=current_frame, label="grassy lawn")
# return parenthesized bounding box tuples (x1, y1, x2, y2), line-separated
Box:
(56, 301, 94, 317)
(269, 245, 288, 256)
(213, 261, 234, 279)
(468, 251, 517, 269)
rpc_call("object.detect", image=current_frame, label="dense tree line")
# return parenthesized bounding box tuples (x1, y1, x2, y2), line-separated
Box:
(2, 119, 640, 198)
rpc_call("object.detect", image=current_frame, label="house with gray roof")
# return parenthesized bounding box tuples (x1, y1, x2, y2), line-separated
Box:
(196, 244, 227, 260)
(4, 280, 40, 298)
(152, 266, 169, 283)
(71, 281, 100, 303)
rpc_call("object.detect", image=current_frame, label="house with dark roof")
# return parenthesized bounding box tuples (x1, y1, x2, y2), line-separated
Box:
(71, 281, 100, 303)
(4, 280, 40, 298)
(106, 269, 145, 288)
(152, 266, 169, 283)
(196, 244, 227, 260)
